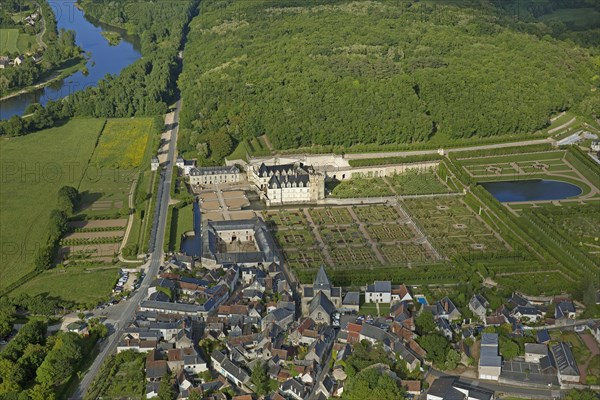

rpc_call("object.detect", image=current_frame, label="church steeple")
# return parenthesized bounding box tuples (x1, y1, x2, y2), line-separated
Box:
(313, 265, 331, 291)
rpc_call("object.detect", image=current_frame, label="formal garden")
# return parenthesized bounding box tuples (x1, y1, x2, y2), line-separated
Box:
(265, 204, 441, 282)
(402, 197, 510, 259)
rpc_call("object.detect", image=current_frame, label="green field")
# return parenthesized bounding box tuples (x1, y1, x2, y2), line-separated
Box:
(79, 118, 155, 217)
(11, 267, 119, 304)
(0, 28, 36, 54)
(0, 28, 19, 53)
(166, 203, 194, 252)
(387, 169, 452, 195)
(330, 177, 394, 198)
(0, 118, 105, 291)
(92, 118, 153, 169)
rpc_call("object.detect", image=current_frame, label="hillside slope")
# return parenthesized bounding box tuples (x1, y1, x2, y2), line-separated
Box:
(179, 0, 598, 153)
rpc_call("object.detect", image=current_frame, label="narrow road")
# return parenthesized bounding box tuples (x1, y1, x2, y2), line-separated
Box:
(117, 177, 140, 263)
(429, 368, 562, 399)
(71, 100, 181, 400)
(35, 2, 47, 50)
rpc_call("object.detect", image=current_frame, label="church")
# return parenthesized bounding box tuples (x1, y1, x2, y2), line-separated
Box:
(301, 266, 342, 324)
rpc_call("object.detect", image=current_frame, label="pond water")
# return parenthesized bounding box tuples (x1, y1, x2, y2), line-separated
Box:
(181, 201, 202, 257)
(0, 0, 141, 119)
(481, 180, 582, 202)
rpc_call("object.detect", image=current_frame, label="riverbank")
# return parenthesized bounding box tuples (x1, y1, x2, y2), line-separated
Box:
(0, 57, 86, 102)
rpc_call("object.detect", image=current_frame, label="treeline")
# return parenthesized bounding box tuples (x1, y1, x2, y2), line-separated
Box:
(0, 0, 198, 136)
(178, 0, 598, 158)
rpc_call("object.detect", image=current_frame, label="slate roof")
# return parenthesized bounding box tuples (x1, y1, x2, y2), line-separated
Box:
(525, 343, 548, 356)
(343, 291, 360, 306)
(427, 377, 467, 400)
(268, 174, 310, 189)
(140, 300, 205, 314)
(514, 306, 539, 317)
(257, 162, 309, 178)
(309, 291, 336, 316)
(551, 342, 580, 377)
(481, 333, 499, 346)
(537, 329, 551, 343)
(480, 346, 502, 367)
(555, 301, 576, 319)
(366, 281, 391, 293)
(189, 166, 239, 176)
(359, 323, 388, 342)
(314, 265, 331, 291)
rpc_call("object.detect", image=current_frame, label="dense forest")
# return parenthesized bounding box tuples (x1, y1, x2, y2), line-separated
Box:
(0, 0, 198, 135)
(178, 0, 599, 156)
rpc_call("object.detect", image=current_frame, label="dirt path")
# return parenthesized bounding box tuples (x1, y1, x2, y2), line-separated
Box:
(347, 206, 386, 264)
(343, 138, 553, 160)
(578, 332, 600, 384)
(302, 209, 334, 266)
(118, 177, 142, 263)
(35, 3, 47, 50)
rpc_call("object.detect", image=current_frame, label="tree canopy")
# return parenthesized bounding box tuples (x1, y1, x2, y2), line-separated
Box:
(343, 367, 406, 400)
(178, 0, 599, 159)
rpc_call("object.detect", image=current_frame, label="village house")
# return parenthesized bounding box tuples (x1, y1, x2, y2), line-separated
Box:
(478, 333, 501, 381)
(365, 281, 392, 303)
(551, 342, 580, 383)
(555, 301, 576, 320)
(469, 294, 489, 321)
(524, 343, 549, 363)
(427, 296, 462, 321)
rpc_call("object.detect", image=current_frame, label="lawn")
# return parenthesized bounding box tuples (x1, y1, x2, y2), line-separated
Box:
(92, 118, 154, 169)
(174, 203, 195, 251)
(0, 28, 19, 53)
(387, 169, 452, 195)
(79, 118, 156, 218)
(0, 118, 105, 292)
(329, 177, 394, 198)
(12, 267, 119, 304)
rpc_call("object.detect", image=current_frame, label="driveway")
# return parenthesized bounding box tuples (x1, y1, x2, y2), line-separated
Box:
(578, 332, 600, 384)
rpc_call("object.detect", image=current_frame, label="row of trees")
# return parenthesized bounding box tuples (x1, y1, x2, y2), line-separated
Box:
(177, 0, 598, 160)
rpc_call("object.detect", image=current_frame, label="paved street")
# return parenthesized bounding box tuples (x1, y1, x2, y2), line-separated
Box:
(71, 100, 181, 400)
(429, 368, 563, 399)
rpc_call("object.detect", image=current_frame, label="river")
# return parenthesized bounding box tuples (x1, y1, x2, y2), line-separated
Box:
(0, 1, 141, 120)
